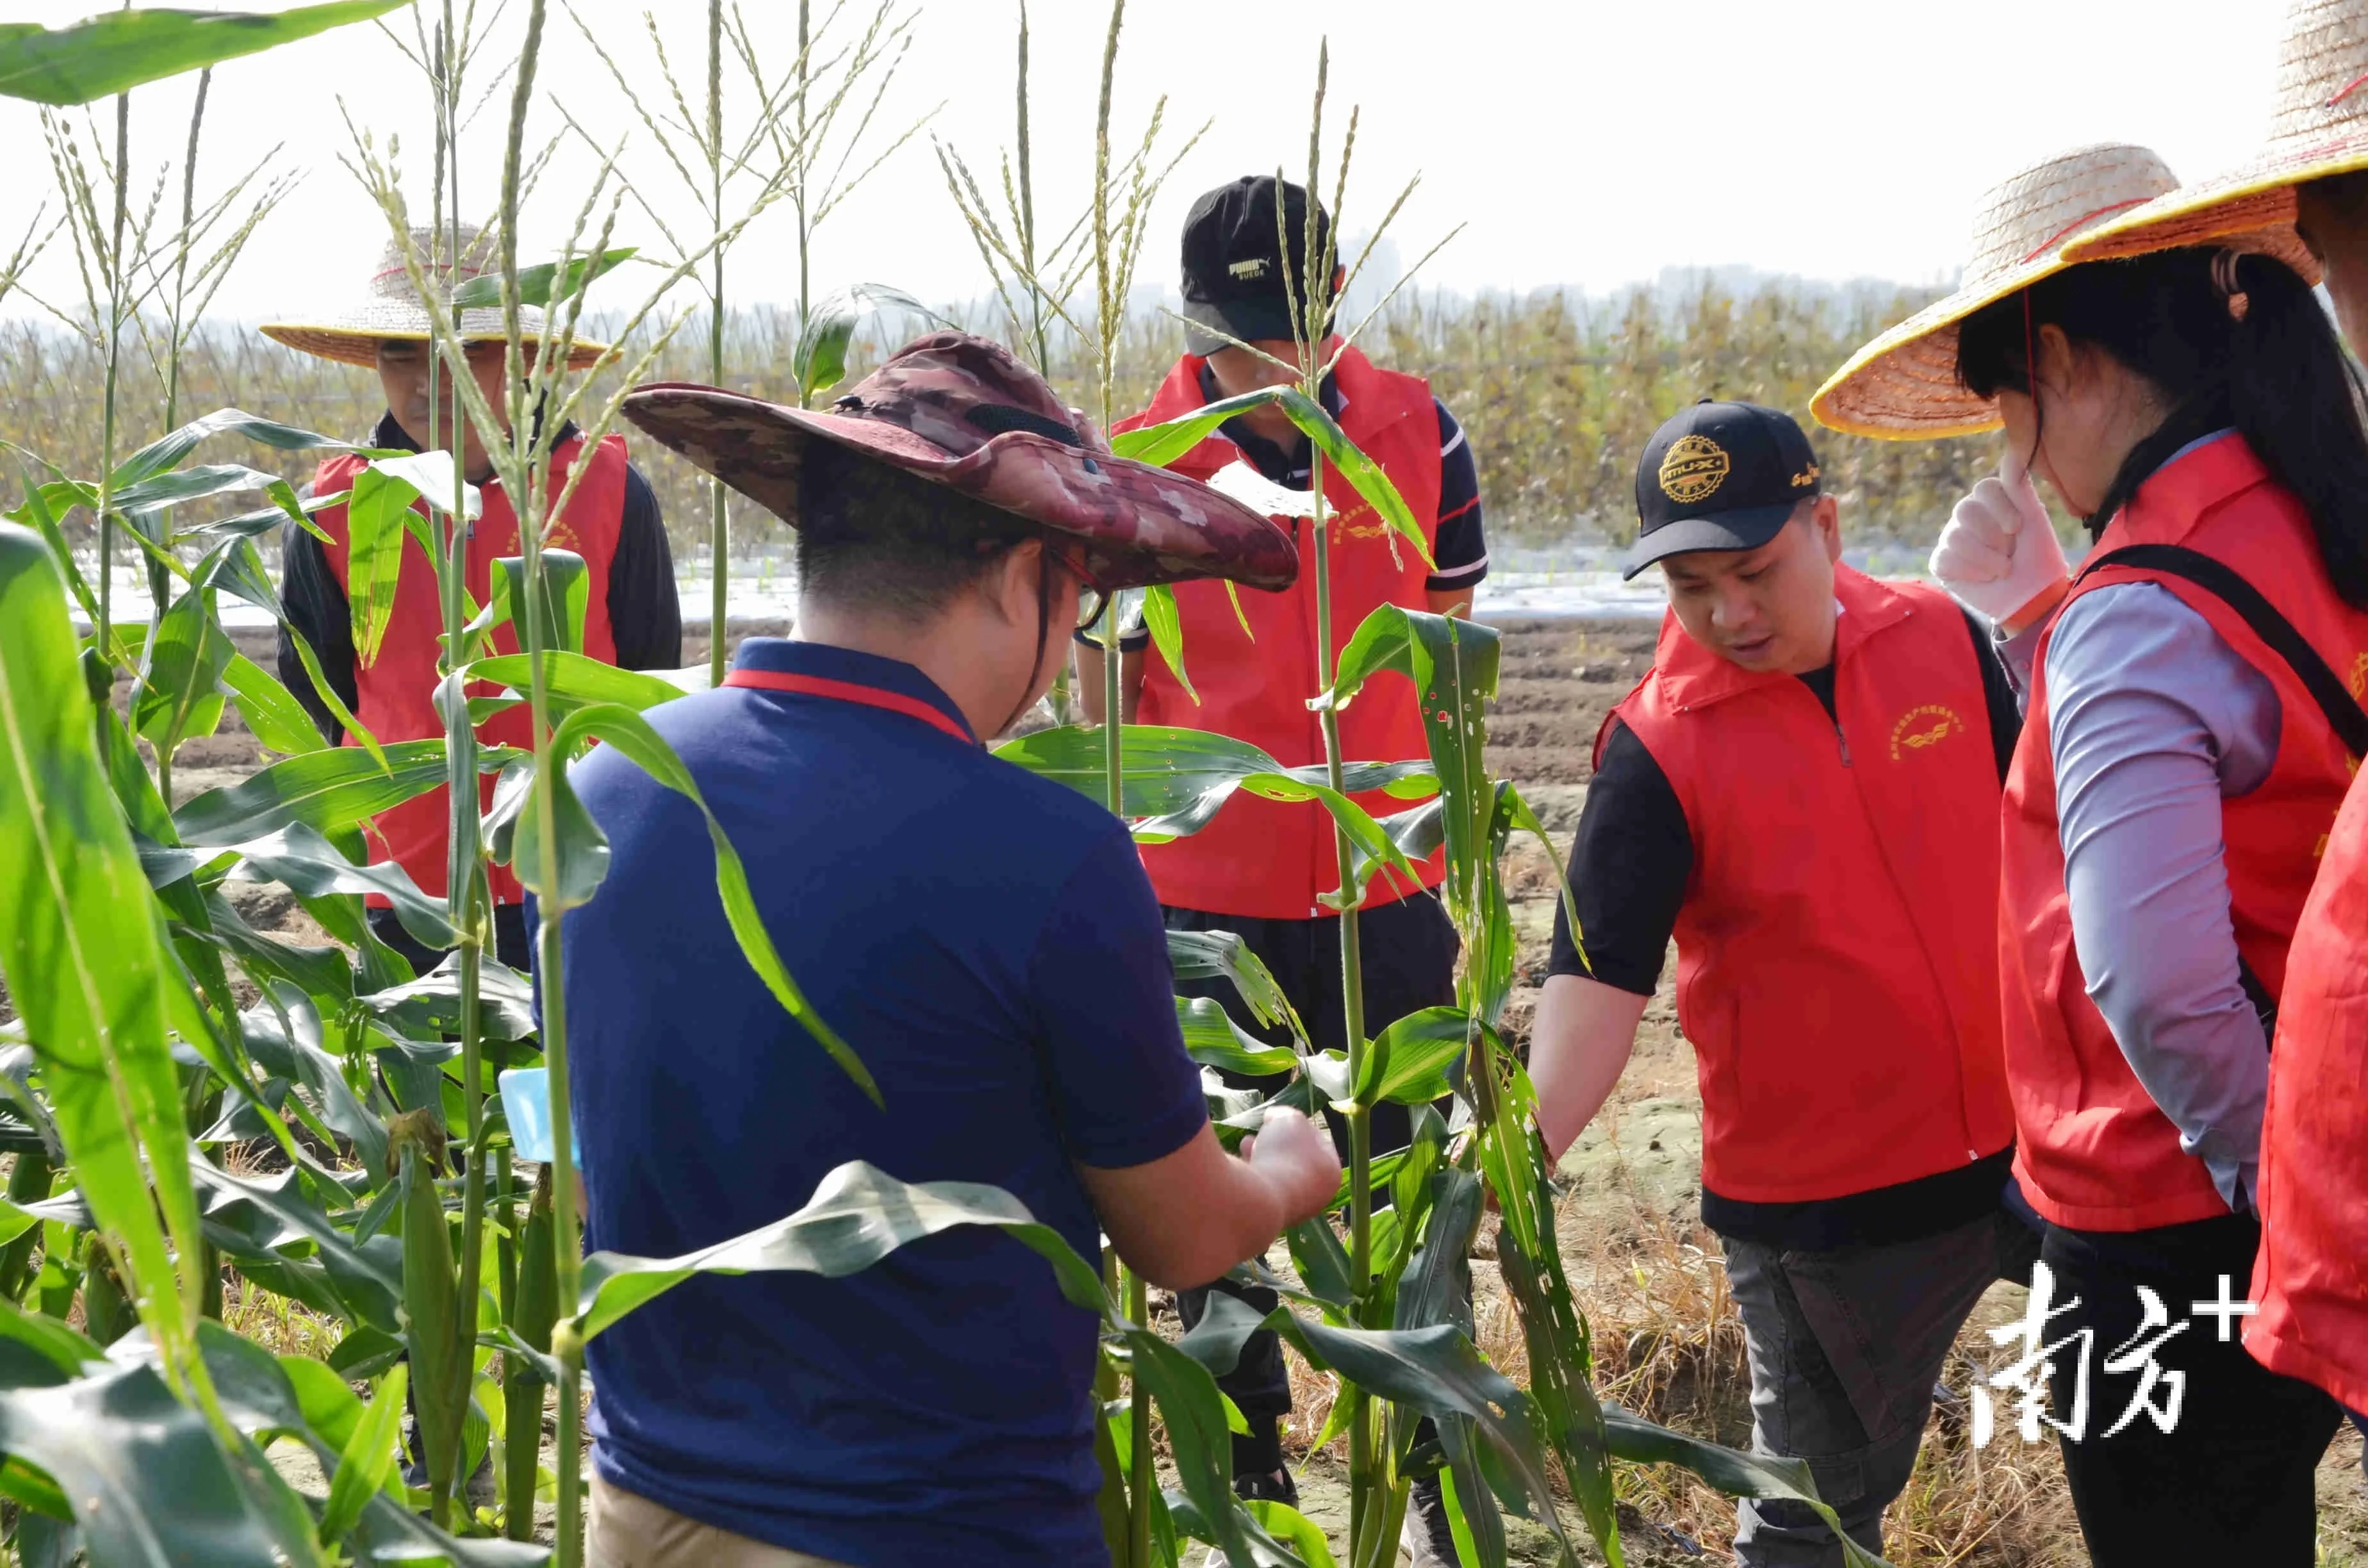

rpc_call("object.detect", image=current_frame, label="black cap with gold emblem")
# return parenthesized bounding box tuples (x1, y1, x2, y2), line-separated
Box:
(1623, 400, 1823, 580)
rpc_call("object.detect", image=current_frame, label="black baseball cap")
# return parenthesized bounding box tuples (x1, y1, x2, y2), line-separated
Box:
(1623, 401, 1823, 580)
(1180, 175, 1334, 355)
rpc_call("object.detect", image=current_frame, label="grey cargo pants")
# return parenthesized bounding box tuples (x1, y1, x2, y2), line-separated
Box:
(1721, 1207, 2040, 1568)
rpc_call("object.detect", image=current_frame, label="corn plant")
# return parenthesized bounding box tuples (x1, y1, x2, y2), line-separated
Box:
(992, 31, 1893, 1568)
(573, 0, 928, 686)
(0, 10, 1895, 1568)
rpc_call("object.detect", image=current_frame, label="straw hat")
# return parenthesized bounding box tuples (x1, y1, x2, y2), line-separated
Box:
(623, 332, 1298, 592)
(261, 224, 609, 371)
(2064, 0, 2362, 270)
(1810, 144, 2319, 439)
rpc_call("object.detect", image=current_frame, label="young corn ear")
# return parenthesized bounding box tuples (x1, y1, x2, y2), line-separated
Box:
(0, 1150, 54, 1302)
(393, 1109, 467, 1528)
(504, 1164, 558, 1541)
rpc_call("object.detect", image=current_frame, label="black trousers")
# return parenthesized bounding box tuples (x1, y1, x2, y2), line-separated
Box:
(1167, 892, 1460, 1469)
(368, 903, 532, 977)
(2042, 1214, 2340, 1567)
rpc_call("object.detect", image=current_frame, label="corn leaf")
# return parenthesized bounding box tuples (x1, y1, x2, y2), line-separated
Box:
(1322, 606, 1500, 911)
(0, 525, 208, 1382)
(317, 1363, 405, 1545)
(1127, 1327, 1315, 1568)
(575, 1160, 1106, 1341)
(189, 1161, 403, 1334)
(1474, 1051, 1621, 1565)
(0, 1354, 284, 1564)
(220, 653, 327, 756)
(996, 723, 1433, 900)
(495, 551, 588, 658)
(344, 464, 426, 669)
(1141, 582, 1196, 704)
(543, 702, 875, 1102)
(4, 459, 94, 625)
(1356, 1006, 1470, 1108)
(1346, 797, 1447, 894)
(360, 958, 538, 1044)
(283, 620, 386, 767)
(469, 649, 687, 717)
(1165, 929, 1304, 1045)
(106, 1322, 537, 1567)
(511, 757, 609, 913)
(368, 450, 480, 521)
(172, 739, 461, 846)
(0, 2, 404, 105)
(1285, 1318, 1582, 1565)
(1285, 1216, 1354, 1310)
(1604, 1407, 1894, 1568)
(793, 282, 951, 401)
(451, 246, 637, 309)
(1110, 384, 1428, 564)
(109, 407, 367, 494)
(1175, 997, 1294, 1077)
(109, 462, 289, 516)
(131, 582, 233, 758)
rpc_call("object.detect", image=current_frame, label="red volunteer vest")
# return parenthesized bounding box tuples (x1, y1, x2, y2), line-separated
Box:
(2003, 433, 2368, 1231)
(1611, 566, 2013, 1203)
(2249, 769, 2368, 1411)
(1115, 345, 1444, 918)
(317, 433, 628, 904)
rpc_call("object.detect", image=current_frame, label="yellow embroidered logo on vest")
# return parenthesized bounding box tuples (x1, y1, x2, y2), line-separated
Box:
(1889, 704, 1964, 761)
(1658, 435, 1730, 504)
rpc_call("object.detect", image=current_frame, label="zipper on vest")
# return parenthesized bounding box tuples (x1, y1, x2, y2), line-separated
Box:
(1834, 720, 1852, 767)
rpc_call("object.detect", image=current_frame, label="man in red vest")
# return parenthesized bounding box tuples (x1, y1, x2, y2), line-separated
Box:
(265, 225, 680, 974)
(1527, 403, 2036, 1568)
(1077, 175, 1486, 1554)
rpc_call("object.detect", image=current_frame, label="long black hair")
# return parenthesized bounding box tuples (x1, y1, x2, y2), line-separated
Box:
(1956, 247, 2368, 606)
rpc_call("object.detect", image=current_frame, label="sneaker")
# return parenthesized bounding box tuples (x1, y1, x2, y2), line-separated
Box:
(1403, 1472, 1462, 1567)
(1235, 1467, 1299, 1509)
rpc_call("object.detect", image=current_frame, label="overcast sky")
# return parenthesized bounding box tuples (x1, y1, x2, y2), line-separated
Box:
(0, 0, 2298, 327)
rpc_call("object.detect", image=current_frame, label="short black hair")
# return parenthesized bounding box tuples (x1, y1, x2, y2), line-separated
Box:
(795, 439, 1046, 616)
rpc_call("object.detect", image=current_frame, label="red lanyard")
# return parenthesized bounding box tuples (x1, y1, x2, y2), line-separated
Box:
(721, 667, 976, 746)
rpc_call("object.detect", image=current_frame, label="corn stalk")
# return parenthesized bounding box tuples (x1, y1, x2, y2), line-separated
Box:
(347, 0, 866, 1552)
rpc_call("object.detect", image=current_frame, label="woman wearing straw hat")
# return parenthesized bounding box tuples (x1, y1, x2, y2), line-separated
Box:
(2054, 0, 2368, 1458)
(261, 224, 681, 975)
(1815, 142, 2365, 1565)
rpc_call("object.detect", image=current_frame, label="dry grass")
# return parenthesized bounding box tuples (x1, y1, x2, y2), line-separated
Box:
(8, 273, 1993, 578)
(217, 1273, 345, 1363)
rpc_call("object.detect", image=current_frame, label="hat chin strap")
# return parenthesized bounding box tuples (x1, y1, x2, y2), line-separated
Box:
(992, 548, 1060, 739)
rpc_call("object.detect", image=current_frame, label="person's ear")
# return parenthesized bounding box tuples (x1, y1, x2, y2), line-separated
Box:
(2034, 323, 2077, 403)
(990, 537, 1046, 625)
(1810, 494, 1843, 562)
(1331, 265, 1346, 299)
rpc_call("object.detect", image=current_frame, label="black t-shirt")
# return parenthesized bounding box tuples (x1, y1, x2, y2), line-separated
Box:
(1545, 607, 2023, 1249)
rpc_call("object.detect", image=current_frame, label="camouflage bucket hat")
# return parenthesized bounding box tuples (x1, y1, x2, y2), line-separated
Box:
(620, 330, 1298, 591)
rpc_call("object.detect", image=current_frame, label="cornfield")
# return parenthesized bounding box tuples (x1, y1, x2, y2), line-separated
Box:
(3, 281, 1993, 568)
(0, 5, 1943, 1568)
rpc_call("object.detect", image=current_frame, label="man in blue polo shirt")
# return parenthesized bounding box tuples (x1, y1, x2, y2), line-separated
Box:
(563, 332, 1338, 1568)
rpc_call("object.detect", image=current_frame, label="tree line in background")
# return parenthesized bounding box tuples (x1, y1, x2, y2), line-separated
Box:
(4, 274, 2000, 565)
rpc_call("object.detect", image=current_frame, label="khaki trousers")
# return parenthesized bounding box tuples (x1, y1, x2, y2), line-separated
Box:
(588, 1475, 855, 1568)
